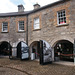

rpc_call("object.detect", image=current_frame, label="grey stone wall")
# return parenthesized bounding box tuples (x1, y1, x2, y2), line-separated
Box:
(0, 0, 74, 48)
(28, 0, 74, 47)
(0, 16, 26, 47)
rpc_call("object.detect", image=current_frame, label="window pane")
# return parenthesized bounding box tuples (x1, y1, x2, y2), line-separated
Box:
(63, 10, 65, 14)
(19, 21, 24, 31)
(64, 17, 66, 23)
(2, 22, 8, 32)
(58, 12, 60, 15)
(57, 10, 66, 25)
(34, 17, 40, 29)
(63, 13, 65, 16)
(34, 18, 39, 24)
(34, 24, 40, 29)
(58, 14, 60, 18)
(61, 13, 63, 17)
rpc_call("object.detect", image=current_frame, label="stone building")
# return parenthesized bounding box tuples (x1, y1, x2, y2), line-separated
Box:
(0, 0, 75, 63)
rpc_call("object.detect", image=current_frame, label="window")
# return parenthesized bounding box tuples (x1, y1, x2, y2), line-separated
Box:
(57, 10, 66, 25)
(18, 21, 24, 31)
(2, 22, 8, 32)
(34, 17, 40, 30)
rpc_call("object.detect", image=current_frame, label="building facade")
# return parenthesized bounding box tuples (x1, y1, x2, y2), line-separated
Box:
(0, 0, 75, 62)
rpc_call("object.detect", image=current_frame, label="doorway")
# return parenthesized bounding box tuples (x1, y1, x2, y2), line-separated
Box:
(30, 41, 40, 60)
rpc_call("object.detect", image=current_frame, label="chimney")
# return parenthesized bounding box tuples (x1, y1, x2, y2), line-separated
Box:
(33, 3, 40, 9)
(18, 4, 24, 12)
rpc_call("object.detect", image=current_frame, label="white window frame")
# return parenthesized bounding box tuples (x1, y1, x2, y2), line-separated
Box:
(2, 22, 8, 32)
(34, 17, 40, 30)
(18, 21, 24, 31)
(57, 9, 66, 25)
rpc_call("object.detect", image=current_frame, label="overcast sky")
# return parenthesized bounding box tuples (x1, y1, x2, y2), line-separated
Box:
(0, 0, 59, 13)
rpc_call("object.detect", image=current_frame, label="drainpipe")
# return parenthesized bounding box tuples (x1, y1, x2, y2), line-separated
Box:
(26, 15, 28, 45)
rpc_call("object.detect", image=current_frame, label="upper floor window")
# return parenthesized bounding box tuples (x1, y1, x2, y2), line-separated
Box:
(2, 22, 8, 32)
(18, 21, 24, 31)
(57, 10, 66, 25)
(34, 17, 40, 30)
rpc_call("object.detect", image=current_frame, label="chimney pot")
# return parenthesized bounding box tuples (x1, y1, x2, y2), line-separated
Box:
(18, 4, 24, 12)
(33, 3, 40, 9)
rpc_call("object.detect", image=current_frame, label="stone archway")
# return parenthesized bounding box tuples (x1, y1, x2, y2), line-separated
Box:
(51, 36, 74, 47)
(29, 40, 53, 64)
(30, 41, 40, 60)
(0, 41, 12, 56)
(53, 40, 73, 62)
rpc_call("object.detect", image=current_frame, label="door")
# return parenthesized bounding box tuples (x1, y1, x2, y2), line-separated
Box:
(21, 42, 29, 60)
(40, 40, 52, 65)
(17, 42, 21, 58)
(17, 42, 29, 60)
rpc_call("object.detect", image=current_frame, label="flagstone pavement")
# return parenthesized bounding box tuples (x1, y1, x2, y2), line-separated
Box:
(0, 57, 75, 75)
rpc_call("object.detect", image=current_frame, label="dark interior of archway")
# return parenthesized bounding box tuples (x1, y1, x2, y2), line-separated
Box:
(17, 42, 21, 58)
(0, 42, 12, 56)
(54, 40, 73, 62)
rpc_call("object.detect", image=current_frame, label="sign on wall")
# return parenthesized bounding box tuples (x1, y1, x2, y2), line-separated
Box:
(40, 40, 52, 65)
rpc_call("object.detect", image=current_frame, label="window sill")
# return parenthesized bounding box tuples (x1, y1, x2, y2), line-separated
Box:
(33, 28, 41, 31)
(17, 30, 25, 33)
(1, 31, 8, 33)
(56, 23, 69, 27)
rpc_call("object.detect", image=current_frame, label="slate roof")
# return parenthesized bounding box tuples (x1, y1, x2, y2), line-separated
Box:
(0, 0, 70, 17)
(0, 11, 30, 17)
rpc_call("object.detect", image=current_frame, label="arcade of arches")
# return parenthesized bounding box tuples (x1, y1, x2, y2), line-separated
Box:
(0, 40, 74, 62)
(30, 40, 74, 62)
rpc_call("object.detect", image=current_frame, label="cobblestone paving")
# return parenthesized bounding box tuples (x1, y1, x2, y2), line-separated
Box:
(0, 57, 75, 75)
(0, 67, 27, 75)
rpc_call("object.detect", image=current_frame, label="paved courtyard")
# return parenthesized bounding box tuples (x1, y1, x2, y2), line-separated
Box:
(0, 67, 27, 75)
(0, 57, 75, 75)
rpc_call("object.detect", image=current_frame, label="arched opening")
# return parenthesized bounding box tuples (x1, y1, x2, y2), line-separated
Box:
(54, 40, 73, 62)
(30, 41, 40, 60)
(0, 41, 12, 56)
